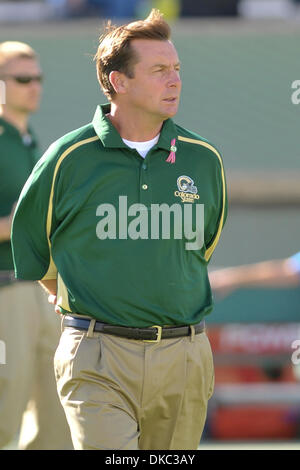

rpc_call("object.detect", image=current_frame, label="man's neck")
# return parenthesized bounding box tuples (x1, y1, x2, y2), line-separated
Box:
(0, 106, 29, 134)
(107, 103, 164, 142)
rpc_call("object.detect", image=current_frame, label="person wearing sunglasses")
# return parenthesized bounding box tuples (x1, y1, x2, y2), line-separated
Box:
(0, 41, 72, 450)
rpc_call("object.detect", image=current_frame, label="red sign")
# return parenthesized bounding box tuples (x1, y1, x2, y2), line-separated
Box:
(207, 323, 300, 354)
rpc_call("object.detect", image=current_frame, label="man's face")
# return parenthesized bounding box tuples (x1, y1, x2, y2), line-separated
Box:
(2, 57, 42, 114)
(123, 39, 182, 121)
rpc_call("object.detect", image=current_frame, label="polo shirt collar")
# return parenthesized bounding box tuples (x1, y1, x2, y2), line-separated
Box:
(92, 104, 127, 149)
(92, 104, 178, 152)
(156, 117, 178, 152)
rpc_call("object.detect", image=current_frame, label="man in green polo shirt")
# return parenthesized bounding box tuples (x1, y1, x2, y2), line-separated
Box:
(0, 41, 72, 450)
(12, 10, 227, 450)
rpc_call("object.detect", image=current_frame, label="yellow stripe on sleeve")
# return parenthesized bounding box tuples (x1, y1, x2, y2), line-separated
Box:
(178, 136, 226, 261)
(41, 136, 100, 309)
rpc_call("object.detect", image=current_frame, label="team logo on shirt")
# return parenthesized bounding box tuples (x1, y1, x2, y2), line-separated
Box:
(174, 175, 200, 203)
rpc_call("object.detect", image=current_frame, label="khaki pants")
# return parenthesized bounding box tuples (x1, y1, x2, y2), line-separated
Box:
(54, 323, 214, 450)
(0, 281, 73, 450)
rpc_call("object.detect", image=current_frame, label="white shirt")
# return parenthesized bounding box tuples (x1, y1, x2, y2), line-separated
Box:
(122, 134, 160, 159)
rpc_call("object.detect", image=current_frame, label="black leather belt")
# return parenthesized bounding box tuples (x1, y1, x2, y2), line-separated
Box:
(63, 315, 205, 342)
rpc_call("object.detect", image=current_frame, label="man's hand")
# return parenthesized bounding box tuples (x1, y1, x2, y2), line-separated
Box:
(38, 279, 62, 315)
(48, 294, 62, 315)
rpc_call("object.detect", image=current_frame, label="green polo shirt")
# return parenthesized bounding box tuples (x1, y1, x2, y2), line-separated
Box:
(0, 117, 39, 272)
(12, 104, 227, 327)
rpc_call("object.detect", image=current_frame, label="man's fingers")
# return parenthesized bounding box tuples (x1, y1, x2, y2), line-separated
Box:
(48, 294, 57, 305)
(55, 305, 62, 315)
(48, 295, 62, 314)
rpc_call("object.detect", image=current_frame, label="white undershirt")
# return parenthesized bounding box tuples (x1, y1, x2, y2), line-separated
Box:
(122, 134, 160, 159)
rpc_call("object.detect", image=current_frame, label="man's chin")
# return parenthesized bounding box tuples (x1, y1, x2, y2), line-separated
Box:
(162, 111, 178, 120)
(162, 104, 179, 119)
(24, 104, 40, 114)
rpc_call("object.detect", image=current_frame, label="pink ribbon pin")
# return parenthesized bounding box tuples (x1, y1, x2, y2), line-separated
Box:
(166, 138, 177, 164)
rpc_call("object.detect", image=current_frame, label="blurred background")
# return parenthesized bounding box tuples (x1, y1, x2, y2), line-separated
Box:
(1, 0, 300, 449)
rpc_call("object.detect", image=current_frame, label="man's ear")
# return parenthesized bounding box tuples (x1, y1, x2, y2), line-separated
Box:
(109, 71, 128, 95)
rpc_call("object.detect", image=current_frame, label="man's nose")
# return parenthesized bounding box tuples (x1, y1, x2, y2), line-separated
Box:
(168, 70, 181, 87)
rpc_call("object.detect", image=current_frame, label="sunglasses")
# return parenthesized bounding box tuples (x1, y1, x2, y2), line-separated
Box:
(3, 75, 43, 84)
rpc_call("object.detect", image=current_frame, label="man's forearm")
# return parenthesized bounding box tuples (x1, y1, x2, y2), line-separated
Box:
(0, 202, 17, 242)
(0, 215, 12, 242)
(38, 279, 57, 296)
(214, 260, 300, 290)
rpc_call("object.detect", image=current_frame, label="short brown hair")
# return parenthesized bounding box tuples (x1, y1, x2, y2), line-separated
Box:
(94, 9, 171, 100)
(0, 41, 37, 74)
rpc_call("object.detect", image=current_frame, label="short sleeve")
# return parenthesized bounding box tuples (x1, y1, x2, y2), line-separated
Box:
(11, 144, 59, 280)
(204, 148, 228, 262)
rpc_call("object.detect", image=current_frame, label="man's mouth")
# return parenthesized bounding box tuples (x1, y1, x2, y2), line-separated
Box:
(163, 97, 177, 103)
